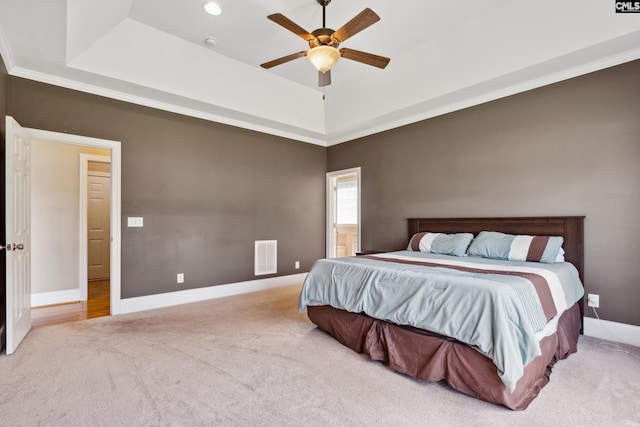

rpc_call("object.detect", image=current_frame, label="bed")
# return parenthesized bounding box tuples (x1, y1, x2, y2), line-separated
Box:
(299, 216, 585, 410)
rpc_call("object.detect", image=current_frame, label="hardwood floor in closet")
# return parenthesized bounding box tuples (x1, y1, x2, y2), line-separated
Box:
(31, 280, 110, 328)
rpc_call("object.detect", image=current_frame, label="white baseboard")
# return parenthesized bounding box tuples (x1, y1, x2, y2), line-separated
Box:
(119, 273, 308, 315)
(584, 317, 640, 348)
(31, 289, 81, 307)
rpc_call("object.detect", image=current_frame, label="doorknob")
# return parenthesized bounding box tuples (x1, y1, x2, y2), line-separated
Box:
(0, 243, 24, 251)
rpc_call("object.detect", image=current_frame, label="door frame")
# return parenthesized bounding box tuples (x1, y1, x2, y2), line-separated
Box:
(326, 167, 361, 258)
(27, 128, 122, 315)
(79, 154, 111, 301)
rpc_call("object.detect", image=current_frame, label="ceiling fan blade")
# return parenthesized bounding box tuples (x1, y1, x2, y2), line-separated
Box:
(340, 48, 390, 69)
(260, 51, 307, 69)
(267, 14, 315, 41)
(332, 8, 380, 43)
(319, 70, 332, 87)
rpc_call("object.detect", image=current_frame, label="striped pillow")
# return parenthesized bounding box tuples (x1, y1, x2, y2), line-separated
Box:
(408, 232, 474, 257)
(466, 231, 564, 263)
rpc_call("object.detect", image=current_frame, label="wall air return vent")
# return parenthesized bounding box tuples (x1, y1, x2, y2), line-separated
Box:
(255, 240, 277, 276)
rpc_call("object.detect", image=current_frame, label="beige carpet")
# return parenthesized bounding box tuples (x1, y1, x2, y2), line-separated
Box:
(1, 284, 639, 426)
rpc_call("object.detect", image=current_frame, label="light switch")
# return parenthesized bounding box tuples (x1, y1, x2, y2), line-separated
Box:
(128, 217, 144, 227)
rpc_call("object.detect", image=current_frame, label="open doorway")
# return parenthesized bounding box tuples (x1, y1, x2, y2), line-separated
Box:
(30, 143, 112, 326)
(326, 168, 361, 258)
(82, 156, 112, 322)
(81, 155, 112, 312)
(4, 118, 121, 352)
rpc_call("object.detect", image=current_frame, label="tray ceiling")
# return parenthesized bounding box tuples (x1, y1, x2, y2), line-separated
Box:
(1, 0, 639, 146)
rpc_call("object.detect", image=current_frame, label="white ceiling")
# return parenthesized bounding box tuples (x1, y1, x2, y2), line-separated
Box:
(1, 0, 639, 146)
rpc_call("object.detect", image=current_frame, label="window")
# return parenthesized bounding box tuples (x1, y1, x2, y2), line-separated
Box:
(336, 180, 357, 225)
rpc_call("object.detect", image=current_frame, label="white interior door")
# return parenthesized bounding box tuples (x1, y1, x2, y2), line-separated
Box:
(4, 116, 32, 354)
(87, 173, 111, 280)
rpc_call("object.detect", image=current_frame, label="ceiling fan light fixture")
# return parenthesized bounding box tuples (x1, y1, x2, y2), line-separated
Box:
(307, 45, 340, 73)
(203, 2, 222, 16)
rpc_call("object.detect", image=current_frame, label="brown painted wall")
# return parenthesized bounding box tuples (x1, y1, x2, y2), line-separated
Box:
(3, 50, 638, 329)
(328, 60, 640, 327)
(6, 76, 326, 298)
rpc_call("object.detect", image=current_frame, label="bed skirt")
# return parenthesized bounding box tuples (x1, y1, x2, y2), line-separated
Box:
(307, 303, 581, 410)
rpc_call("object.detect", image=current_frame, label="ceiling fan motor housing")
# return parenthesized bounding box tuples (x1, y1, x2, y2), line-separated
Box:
(310, 28, 339, 48)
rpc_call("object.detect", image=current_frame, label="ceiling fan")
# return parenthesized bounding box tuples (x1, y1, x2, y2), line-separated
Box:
(260, 0, 390, 87)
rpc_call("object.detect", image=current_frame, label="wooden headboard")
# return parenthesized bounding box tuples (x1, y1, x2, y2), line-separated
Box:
(408, 216, 585, 282)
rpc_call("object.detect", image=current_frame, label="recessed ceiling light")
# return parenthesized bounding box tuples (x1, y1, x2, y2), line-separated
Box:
(203, 2, 222, 16)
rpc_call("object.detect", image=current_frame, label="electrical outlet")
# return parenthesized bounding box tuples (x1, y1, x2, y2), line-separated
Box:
(177, 273, 184, 284)
(295, 261, 300, 269)
(587, 293, 599, 308)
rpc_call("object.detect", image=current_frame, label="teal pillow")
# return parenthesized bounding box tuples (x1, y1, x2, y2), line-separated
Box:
(408, 232, 474, 257)
(466, 231, 564, 263)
